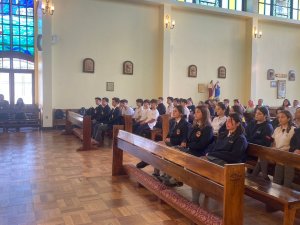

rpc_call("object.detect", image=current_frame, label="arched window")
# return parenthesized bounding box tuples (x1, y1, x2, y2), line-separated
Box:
(176, 0, 244, 11)
(0, 0, 35, 105)
(259, 0, 300, 20)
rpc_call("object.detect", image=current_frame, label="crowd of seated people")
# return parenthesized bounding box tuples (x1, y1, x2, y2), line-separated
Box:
(81, 94, 300, 191)
(0, 95, 27, 121)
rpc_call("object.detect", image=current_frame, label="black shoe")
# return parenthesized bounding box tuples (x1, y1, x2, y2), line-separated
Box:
(176, 182, 183, 187)
(136, 161, 149, 169)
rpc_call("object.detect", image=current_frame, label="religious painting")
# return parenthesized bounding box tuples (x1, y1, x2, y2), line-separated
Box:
(277, 80, 286, 99)
(123, 61, 133, 75)
(218, 66, 226, 79)
(267, 69, 275, 80)
(188, 65, 197, 77)
(198, 83, 206, 93)
(83, 58, 95, 73)
(106, 82, 114, 92)
(288, 70, 296, 81)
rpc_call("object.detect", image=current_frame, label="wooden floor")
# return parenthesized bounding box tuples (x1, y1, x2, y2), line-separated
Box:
(0, 130, 300, 225)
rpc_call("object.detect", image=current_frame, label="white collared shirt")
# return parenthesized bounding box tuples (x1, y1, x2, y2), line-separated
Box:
(272, 126, 295, 151)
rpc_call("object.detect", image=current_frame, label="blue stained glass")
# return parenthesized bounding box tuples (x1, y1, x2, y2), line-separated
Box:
(3, 4, 10, 14)
(27, 17, 33, 26)
(28, 47, 33, 55)
(19, 7, 26, 15)
(12, 5, 19, 15)
(27, 0, 34, 7)
(12, 16, 20, 25)
(2, 0, 10, 3)
(18, 0, 27, 6)
(13, 36, 20, 45)
(20, 36, 26, 45)
(27, 37, 33, 45)
(27, 8, 33, 16)
(20, 16, 26, 25)
(0, 36, 2, 43)
(27, 27, 33, 36)
(3, 15, 10, 24)
(3, 25, 10, 34)
(20, 26, 26, 35)
(4, 45, 10, 51)
(0, 46, 2, 51)
(13, 26, 19, 35)
(3, 35, 10, 45)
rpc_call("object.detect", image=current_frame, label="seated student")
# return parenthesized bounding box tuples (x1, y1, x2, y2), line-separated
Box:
(246, 106, 274, 147)
(94, 97, 121, 146)
(165, 105, 189, 147)
(179, 105, 213, 157)
(294, 107, 300, 128)
(223, 99, 230, 117)
(92, 97, 110, 138)
(166, 97, 174, 117)
(120, 99, 134, 116)
(0, 94, 9, 121)
(157, 97, 166, 115)
(133, 99, 150, 133)
(14, 98, 26, 120)
(246, 100, 255, 114)
(271, 107, 284, 129)
(272, 110, 295, 187)
(154, 105, 189, 186)
(90, 97, 102, 120)
(173, 98, 179, 107)
(246, 107, 274, 179)
(192, 113, 248, 204)
(132, 98, 143, 123)
(135, 99, 159, 137)
(136, 99, 160, 169)
(286, 127, 300, 190)
(211, 102, 227, 136)
(180, 99, 190, 122)
(233, 99, 245, 113)
(187, 98, 195, 123)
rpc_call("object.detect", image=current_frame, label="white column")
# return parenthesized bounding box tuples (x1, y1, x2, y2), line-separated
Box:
(161, 4, 172, 99)
(250, 17, 259, 102)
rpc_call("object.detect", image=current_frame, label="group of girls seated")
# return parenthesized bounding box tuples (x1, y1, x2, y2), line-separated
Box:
(132, 97, 300, 194)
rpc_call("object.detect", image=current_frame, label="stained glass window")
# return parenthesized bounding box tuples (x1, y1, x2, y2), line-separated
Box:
(0, 0, 35, 60)
(259, 0, 300, 20)
(176, 0, 244, 11)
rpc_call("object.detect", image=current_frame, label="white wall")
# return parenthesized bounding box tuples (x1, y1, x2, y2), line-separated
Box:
(52, 0, 162, 108)
(256, 21, 300, 106)
(170, 9, 248, 104)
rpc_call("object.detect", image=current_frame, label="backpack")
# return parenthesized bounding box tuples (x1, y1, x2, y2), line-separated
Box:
(54, 109, 64, 119)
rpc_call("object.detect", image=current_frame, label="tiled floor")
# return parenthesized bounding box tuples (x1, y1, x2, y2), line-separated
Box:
(0, 130, 299, 225)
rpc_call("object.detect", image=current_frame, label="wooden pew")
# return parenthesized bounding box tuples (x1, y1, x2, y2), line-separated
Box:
(245, 143, 300, 225)
(65, 110, 94, 151)
(0, 106, 41, 132)
(123, 115, 133, 133)
(112, 129, 245, 225)
(151, 114, 170, 141)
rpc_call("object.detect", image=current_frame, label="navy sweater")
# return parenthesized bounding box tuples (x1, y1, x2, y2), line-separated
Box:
(187, 125, 214, 157)
(167, 118, 189, 146)
(290, 128, 300, 152)
(245, 120, 274, 147)
(207, 131, 248, 163)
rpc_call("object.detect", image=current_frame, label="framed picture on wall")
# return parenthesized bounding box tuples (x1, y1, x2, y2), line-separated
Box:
(288, 70, 296, 81)
(83, 58, 95, 73)
(277, 80, 286, 99)
(106, 82, 114, 92)
(123, 61, 133, 75)
(267, 69, 275, 80)
(218, 66, 226, 79)
(270, 81, 277, 88)
(188, 65, 197, 77)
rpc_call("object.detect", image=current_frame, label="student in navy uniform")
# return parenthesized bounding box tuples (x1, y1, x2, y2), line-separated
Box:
(246, 106, 274, 147)
(94, 97, 121, 146)
(206, 112, 248, 165)
(223, 99, 230, 117)
(165, 105, 189, 147)
(0, 94, 9, 121)
(157, 97, 166, 115)
(182, 105, 214, 157)
(96, 97, 111, 123)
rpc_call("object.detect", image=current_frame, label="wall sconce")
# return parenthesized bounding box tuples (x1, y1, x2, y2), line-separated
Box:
(36, 0, 55, 16)
(254, 27, 262, 38)
(165, 15, 175, 29)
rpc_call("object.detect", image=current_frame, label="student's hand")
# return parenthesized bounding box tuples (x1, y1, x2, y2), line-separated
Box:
(294, 150, 300, 154)
(165, 138, 170, 143)
(180, 142, 186, 147)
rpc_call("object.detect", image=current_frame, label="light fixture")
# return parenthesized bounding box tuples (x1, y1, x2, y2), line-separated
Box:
(165, 15, 175, 29)
(254, 26, 262, 38)
(36, 0, 55, 16)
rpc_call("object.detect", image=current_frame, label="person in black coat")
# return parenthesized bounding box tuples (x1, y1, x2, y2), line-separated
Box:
(206, 112, 248, 165)
(157, 97, 166, 115)
(181, 105, 214, 157)
(246, 106, 274, 147)
(165, 105, 189, 147)
(95, 97, 111, 124)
